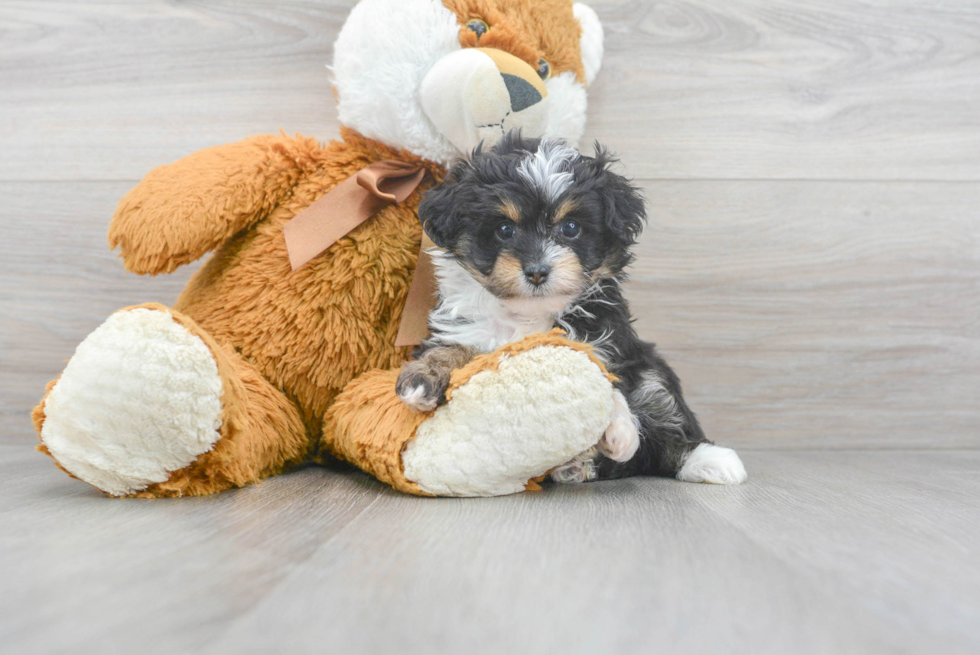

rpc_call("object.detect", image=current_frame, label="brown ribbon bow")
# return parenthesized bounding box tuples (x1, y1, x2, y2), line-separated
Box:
(282, 160, 436, 347)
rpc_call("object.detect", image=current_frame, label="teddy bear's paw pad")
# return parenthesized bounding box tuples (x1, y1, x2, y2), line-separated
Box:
(402, 345, 614, 497)
(40, 308, 224, 496)
(676, 443, 748, 485)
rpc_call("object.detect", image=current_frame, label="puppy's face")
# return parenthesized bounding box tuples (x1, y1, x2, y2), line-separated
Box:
(419, 134, 646, 308)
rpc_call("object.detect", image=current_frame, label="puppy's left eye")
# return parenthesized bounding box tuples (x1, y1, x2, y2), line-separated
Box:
(560, 220, 581, 239)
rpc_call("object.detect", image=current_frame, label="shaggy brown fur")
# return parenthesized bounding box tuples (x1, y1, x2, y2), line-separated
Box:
(36, 129, 443, 496)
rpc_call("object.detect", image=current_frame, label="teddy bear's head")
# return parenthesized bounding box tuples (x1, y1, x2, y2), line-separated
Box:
(332, 0, 603, 165)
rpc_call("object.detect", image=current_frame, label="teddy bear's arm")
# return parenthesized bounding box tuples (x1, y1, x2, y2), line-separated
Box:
(108, 134, 321, 275)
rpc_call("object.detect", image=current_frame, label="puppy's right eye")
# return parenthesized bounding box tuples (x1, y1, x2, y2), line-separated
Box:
(496, 223, 516, 240)
(560, 220, 581, 239)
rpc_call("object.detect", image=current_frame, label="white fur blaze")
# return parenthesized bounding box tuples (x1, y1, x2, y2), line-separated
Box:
(598, 389, 639, 462)
(40, 308, 224, 496)
(402, 346, 613, 497)
(676, 443, 748, 485)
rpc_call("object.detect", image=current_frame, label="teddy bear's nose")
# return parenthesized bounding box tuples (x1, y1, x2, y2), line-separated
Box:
(501, 74, 543, 113)
(472, 46, 548, 111)
(419, 46, 550, 155)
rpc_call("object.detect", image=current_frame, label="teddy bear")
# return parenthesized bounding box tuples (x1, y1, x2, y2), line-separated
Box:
(32, 0, 616, 498)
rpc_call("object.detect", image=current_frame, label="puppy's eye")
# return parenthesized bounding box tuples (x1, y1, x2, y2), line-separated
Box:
(496, 222, 516, 240)
(537, 59, 551, 80)
(466, 19, 488, 38)
(560, 220, 581, 239)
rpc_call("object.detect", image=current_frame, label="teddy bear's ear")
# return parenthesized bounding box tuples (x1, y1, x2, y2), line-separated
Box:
(573, 3, 604, 86)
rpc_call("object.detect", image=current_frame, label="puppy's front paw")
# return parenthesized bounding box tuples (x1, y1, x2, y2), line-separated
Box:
(396, 363, 449, 413)
(598, 389, 640, 462)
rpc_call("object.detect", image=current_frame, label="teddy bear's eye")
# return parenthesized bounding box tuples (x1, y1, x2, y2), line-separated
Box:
(537, 59, 551, 80)
(466, 19, 488, 38)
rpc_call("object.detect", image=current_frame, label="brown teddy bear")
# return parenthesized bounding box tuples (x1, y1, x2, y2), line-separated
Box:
(33, 0, 615, 498)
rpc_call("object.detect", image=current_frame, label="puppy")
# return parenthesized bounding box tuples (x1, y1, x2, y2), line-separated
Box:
(396, 134, 746, 485)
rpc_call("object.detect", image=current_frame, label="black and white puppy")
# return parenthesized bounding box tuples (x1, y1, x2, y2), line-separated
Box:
(396, 133, 746, 485)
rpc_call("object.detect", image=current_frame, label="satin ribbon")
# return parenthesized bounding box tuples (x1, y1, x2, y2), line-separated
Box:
(282, 160, 436, 347)
(283, 160, 426, 271)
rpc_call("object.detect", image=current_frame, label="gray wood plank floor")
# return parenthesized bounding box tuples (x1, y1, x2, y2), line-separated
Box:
(2, 444, 978, 655)
(1, 1, 979, 653)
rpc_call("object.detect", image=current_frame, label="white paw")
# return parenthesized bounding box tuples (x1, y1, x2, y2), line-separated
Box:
(397, 384, 438, 413)
(676, 443, 747, 485)
(40, 308, 224, 496)
(598, 389, 640, 462)
(551, 448, 598, 484)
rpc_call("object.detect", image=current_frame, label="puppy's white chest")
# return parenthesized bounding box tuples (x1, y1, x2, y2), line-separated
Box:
(433, 301, 556, 353)
(476, 310, 555, 352)
(428, 254, 563, 353)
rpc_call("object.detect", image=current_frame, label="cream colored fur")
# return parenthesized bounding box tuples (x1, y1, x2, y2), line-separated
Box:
(403, 345, 613, 496)
(573, 3, 604, 85)
(333, 0, 463, 165)
(39, 308, 224, 496)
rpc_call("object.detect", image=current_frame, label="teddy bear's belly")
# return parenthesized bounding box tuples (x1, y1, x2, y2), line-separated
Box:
(174, 204, 421, 427)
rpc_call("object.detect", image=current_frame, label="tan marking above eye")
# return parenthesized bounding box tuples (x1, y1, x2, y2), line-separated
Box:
(551, 198, 578, 223)
(500, 202, 522, 223)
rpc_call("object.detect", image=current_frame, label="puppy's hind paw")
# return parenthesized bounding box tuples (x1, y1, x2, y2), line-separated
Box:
(551, 448, 599, 484)
(676, 443, 747, 485)
(598, 389, 640, 462)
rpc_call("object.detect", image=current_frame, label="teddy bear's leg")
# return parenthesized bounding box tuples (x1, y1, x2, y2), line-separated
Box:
(323, 333, 616, 497)
(33, 303, 308, 497)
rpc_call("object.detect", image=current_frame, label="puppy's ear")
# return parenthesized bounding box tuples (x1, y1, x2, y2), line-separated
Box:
(589, 145, 645, 244)
(419, 160, 470, 248)
(419, 185, 458, 248)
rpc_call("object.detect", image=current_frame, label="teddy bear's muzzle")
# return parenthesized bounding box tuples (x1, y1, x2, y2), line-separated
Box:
(419, 47, 549, 156)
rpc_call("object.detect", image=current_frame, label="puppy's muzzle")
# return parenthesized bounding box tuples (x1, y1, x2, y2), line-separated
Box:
(420, 47, 549, 155)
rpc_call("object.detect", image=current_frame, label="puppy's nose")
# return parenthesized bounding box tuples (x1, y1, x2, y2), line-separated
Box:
(523, 263, 551, 286)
